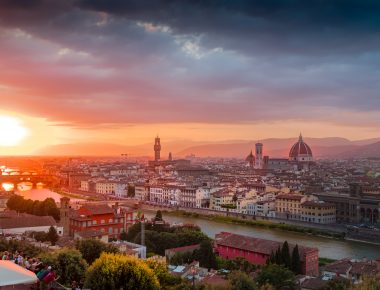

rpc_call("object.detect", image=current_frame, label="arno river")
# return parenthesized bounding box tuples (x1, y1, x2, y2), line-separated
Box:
(143, 212, 380, 260)
(11, 186, 380, 260)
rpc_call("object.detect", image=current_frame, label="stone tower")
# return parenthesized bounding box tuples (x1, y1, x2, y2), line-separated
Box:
(154, 136, 161, 161)
(60, 197, 70, 236)
(255, 143, 263, 169)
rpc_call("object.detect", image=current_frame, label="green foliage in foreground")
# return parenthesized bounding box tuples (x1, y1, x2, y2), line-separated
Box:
(0, 238, 41, 257)
(256, 264, 296, 290)
(84, 253, 160, 290)
(75, 239, 119, 264)
(40, 248, 88, 287)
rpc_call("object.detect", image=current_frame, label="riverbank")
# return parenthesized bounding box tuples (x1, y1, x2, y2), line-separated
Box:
(160, 209, 346, 239)
(50, 188, 96, 201)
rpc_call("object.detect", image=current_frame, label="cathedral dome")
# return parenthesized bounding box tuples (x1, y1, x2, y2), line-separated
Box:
(289, 134, 313, 162)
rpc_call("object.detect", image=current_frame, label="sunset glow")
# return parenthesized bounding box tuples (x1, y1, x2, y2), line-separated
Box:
(0, 116, 28, 146)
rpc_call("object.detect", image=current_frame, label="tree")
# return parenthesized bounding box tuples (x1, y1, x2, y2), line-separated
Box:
(281, 241, 291, 268)
(348, 274, 380, 290)
(228, 271, 258, 290)
(41, 248, 88, 287)
(76, 239, 119, 265)
(84, 253, 160, 290)
(155, 210, 163, 222)
(256, 264, 296, 290)
(127, 185, 135, 197)
(291, 245, 301, 274)
(46, 226, 59, 245)
(120, 230, 128, 241)
(195, 239, 217, 270)
(320, 278, 350, 290)
(145, 257, 182, 289)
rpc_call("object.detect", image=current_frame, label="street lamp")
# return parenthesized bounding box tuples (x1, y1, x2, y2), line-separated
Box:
(191, 266, 196, 290)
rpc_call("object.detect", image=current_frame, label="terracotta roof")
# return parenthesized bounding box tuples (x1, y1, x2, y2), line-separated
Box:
(323, 259, 352, 274)
(276, 194, 303, 201)
(75, 230, 107, 239)
(215, 232, 317, 261)
(301, 278, 327, 290)
(350, 262, 378, 276)
(166, 244, 200, 253)
(0, 215, 56, 229)
(80, 204, 114, 215)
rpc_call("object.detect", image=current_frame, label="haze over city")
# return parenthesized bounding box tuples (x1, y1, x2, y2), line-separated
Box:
(1, 1, 380, 155)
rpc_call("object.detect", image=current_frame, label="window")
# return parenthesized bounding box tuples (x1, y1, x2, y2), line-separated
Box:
(93, 220, 97, 225)
(109, 218, 113, 223)
(109, 228, 113, 234)
(101, 219, 105, 224)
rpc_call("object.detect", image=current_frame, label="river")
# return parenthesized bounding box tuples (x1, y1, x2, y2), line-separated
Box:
(1, 181, 85, 203)
(145, 212, 380, 260)
(5, 185, 380, 260)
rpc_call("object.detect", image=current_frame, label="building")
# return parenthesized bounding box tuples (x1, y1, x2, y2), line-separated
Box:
(315, 183, 380, 224)
(135, 183, 150, 201)
(275, 194, 318, 220)
(255, 143, 263, 169)
(300, 201, 336, 224)
(95, 181, 126, 196)
(148, 136, 191, 168)
(288, 134, 314, 170)
(0, 211, 63, 236)
(180, 187, 197, 208)
(112, 241, 147, 259)
(69, 204, 134, 239)
(245, 134, 314, 172)
(165, 244, 200, 262)
(215, 232, 319, 276)
(154, 136, 161, 161)
(210, 190, 233, 211)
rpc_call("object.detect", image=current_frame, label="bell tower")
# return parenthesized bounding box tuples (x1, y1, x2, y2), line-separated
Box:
(60, 197, 70, 236)
(154, 136, 161, 161)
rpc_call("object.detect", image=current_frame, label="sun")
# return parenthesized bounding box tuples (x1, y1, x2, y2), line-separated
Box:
(0, 116, 29, 146)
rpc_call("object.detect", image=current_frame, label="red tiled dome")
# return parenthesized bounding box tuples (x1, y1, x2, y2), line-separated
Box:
(289, 134, 313, 158)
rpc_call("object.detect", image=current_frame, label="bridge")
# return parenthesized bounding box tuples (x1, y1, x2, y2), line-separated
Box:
(0, 174, 59, 188)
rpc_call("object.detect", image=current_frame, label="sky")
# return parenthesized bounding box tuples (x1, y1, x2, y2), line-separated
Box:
(1, 0, 380, 154)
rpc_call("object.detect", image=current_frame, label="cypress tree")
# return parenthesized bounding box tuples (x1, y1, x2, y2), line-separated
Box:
(275, 246, 282, 265)
(281, 241, 291, 268)
(291, 244, 302, 274)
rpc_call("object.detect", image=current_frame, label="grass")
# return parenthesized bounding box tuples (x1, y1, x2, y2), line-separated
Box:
(319, 257, 337, 267)
(161, 210, 345, 239)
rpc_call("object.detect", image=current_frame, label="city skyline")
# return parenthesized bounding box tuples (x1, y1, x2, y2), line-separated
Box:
(1, 1, 380, 155)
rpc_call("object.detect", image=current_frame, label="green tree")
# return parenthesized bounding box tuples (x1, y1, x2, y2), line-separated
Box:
(46, 226, 59, 245)
(256, 264, 296, 290)
(155, 210, 163, 222)
(120, 230, 128, 241)
(145, 257, 181, 289)
(84, 253, 160, 290)
(281, 241, 291, 268)
(290, 245, 301, 274)
(228, 271, 258, 290)
(41, 248, 87, 287)
(75, 239, 119, 265)
(195, 239, 217, 270)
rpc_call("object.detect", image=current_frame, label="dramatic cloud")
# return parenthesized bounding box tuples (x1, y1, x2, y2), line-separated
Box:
(0, 0, 380, 129)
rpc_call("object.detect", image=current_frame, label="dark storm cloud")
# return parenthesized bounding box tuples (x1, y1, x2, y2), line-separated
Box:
(78, 0, 380, 55)
(0, 0, 380, 127)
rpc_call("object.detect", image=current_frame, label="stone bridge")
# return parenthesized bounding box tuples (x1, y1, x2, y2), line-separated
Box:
(0, 174, 59, 188)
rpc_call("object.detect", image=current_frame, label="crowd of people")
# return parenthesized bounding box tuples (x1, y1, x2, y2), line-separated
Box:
(1, 250, 58, 290)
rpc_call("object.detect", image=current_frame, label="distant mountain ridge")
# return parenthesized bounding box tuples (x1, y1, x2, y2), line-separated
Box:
(34, 137, 380, 158)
